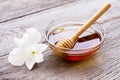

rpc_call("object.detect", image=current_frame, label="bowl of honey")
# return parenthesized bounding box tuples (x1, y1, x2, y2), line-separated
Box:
(45, 17, 105, 61)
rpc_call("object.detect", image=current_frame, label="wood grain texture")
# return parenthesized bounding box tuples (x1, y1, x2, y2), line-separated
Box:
(0, 0, 74, 23)
(0, 0, 120, 80)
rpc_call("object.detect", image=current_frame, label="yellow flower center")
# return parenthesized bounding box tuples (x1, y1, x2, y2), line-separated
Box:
(31, 50, 36, 56)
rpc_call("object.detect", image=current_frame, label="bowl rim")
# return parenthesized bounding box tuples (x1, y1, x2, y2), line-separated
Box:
(44, 19, 105, 52)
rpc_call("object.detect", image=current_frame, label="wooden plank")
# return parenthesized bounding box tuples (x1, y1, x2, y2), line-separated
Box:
(0, 0, 74, 23)
(0, 0, 120, 80)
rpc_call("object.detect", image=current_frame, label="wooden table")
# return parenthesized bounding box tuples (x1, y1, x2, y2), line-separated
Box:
(0, 0, 120, 80)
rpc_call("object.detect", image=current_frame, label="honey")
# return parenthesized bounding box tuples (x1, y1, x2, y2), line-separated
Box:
(48, 25, 102, 61)
(45, 20, 104, 61)
(65, 33, 101, 61)
(73, 32, 101, 50)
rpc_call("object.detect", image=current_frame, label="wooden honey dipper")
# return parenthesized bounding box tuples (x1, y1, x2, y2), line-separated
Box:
(55, 3, 111, 48)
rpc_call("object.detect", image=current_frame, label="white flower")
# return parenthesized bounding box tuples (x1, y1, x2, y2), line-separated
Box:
(8, 28, 48, 70)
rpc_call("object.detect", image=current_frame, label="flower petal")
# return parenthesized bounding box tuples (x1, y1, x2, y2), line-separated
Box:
(26, 28, 41, 43)
(26, 43, 46, 63)
(27, 43, 47, 53)
(34, 53, 44, 63)
(22, 28, 41, 44)
(14, 38, 26, 48)
(21, 33, 30, 45)
(38, 43, 48, 52)
(25, 58, 35, 70)
(8, 48, 25, 66)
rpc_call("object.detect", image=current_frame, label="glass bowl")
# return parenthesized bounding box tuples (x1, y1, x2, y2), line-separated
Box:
(45, 17, 105, 61)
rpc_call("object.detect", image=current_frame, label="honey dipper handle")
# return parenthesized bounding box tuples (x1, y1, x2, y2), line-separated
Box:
(71, 3, 111, 41)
